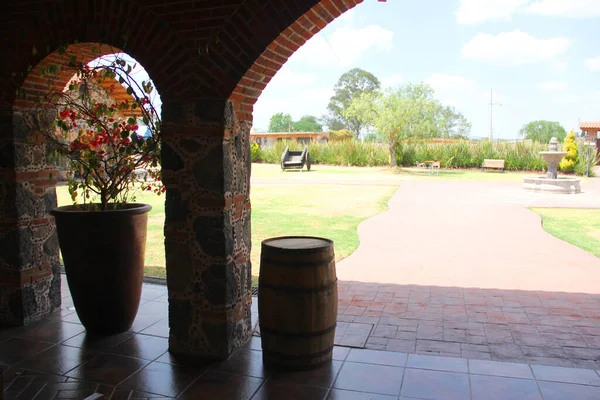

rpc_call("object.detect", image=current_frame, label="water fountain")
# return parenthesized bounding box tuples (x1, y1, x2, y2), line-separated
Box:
(522, 137, 581, 194)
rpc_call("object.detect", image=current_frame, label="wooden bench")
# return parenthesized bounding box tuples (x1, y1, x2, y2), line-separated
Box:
(481, 159, 505, 171)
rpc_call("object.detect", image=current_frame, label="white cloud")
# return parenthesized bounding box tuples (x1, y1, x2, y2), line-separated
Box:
(537, 81, 569, 92)
(555, 93, 579, 104)
(526, 0, 600, 17)
(425, 74, 476, 90)
(455, 0, 529, 24)
(585, 56, 600, 71)
(551, 61, 568, 72)
(461, 30, 571, 66)
(381, 74, 404, 88)
(456, 0, 600, 23)
(292, 25, 393, 67)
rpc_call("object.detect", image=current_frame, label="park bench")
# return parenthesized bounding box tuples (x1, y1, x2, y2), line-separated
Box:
(281, 145, 311, 171)
(481, 159, 505, 171)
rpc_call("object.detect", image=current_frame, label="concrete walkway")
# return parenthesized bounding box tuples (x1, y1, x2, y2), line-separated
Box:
(334, 178, 600, 369)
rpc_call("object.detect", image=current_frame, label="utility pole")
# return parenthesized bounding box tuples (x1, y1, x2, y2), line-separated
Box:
(489, 89, 501, 142)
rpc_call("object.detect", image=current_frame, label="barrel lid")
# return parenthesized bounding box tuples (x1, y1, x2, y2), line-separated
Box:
(262, 236, 333, 251)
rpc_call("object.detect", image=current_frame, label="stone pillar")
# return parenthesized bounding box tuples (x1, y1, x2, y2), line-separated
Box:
(163, 100, 252, 360)
(0, 110, 61, 326)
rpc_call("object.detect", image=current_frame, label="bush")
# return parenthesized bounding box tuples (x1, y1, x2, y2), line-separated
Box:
(329, 129, 354, 142)
(559, 131, 578, 173)
(250, 142, 261, 162)
(258, 140, 389, 166)
(255, 139, 548, 171)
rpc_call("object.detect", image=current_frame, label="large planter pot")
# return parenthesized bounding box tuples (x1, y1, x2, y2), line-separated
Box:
(51, 203, 152, 335)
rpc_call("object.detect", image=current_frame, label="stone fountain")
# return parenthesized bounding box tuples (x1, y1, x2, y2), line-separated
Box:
(523, 137, 581, 194)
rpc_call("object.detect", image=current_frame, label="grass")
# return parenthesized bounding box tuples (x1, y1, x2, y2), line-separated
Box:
(252, 162, 538, 183)
(56, 170, 396, 282)
(530, 208, 600, 258)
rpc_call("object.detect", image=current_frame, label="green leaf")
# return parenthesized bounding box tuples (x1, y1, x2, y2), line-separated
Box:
(32, 46, 37, 56)
(126, 87, 133, 95)
(127, 117, 136, 125)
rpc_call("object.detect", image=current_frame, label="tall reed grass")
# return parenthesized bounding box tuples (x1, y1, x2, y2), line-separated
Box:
(255, 140, 549, 171)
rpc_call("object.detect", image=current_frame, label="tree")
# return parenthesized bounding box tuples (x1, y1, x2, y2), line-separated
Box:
(326, 68, 381, 139)
(519, 120, 567, 143)
(268, 112, 293, 132)
(345, 83, 441, 166)
(439, 106, 472, 139)
(292, 115, 323, 132)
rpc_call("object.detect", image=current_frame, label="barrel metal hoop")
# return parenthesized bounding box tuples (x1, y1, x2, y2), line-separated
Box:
(260, 323, 337, 339)
(258, 279, 338, 294)
(260, 257, 335, 268)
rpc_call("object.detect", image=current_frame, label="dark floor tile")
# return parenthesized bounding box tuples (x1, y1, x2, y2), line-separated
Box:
(61, 331, 135, 351)
(177, 371, 263, 400)
(407, 354, 467, 373)
(129, 314, 166, 333)
(400, 368, 470, 400)
(269, 360, 342, 387)
(0, 337, 55, 365)
(539, 381, 600, 400)
(119, 361, 204, 397)
(66, 353, 149, 385)
(346, 349, 407, 367)
(252, 380, 328, 400)
(19, 321, 84, 343)
(471, 374, 542, 400)
(211, 349, 268, 378)
(243, 336, 262, 351)
(107, 334, 169, 360)
(333, 362, 403, 395)
(327, 389, 397, 400)
(332, 346, 350, 361)
(139, 320, 169, 338)
(14, 344, 97, 375)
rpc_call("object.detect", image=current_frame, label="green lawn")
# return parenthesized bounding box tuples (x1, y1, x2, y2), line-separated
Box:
(56, 169, 396, 281)
(530, 208, 600, 258)
(252, 162, 539, 183)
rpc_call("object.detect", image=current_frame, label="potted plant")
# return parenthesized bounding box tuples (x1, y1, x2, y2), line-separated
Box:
(28, 49, 163, 334)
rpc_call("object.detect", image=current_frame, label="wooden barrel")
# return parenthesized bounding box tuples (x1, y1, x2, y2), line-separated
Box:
(258, 236, 338, 370)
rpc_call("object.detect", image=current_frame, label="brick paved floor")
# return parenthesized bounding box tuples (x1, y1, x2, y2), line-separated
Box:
(333, 179, 600, 369)
(4, 281, 600, 399)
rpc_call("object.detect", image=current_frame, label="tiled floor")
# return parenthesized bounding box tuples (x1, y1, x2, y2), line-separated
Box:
(4, 279, 600, 399)
(335, 281, 600, 369)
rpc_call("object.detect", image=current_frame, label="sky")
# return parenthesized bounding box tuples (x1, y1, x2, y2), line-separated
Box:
(252, 0, 600, 140)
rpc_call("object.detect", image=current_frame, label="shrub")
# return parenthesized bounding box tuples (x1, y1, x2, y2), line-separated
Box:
(250, 142, 262, 162)
(329, 129, 354, 142)
(559, 131, 578, 173)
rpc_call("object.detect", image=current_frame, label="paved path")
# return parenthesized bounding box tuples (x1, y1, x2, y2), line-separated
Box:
(334, 179, 600, 369)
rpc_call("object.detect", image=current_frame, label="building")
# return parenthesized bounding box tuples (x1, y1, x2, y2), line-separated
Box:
(580, 121, 600, 148)
(250, 131, 330, 147)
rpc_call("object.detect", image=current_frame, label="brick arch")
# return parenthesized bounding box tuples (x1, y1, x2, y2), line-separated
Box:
(228, 0, 364, 123)
(1, 0, 195, 110)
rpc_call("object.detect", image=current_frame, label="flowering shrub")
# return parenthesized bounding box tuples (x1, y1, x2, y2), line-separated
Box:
(559, 130, 578, 173)
(30, 50, 163, 210)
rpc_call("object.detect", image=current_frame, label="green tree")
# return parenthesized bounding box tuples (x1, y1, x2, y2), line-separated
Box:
(345, 83, 441, 166)
(268, 112, 293, 132)
(292, 115, 323, 132)
(326, 68, 381, 139)
(439, 106, 472, 139)
(519, 120, 567, 143)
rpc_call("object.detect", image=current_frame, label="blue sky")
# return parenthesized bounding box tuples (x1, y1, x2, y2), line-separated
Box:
(252, 0, 600, 140)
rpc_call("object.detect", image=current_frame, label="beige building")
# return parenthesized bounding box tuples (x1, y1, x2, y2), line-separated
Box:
(250, 131, 330, 147)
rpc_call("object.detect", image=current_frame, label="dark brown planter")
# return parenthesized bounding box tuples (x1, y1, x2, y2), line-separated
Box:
(51, 203, 152, 335)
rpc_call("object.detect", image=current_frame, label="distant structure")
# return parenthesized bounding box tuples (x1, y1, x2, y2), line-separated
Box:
(250, 131, 330, 147)
(580, 121, 600, 147)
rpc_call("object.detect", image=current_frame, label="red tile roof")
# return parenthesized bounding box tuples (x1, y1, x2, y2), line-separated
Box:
(580, 121, 600, 129)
